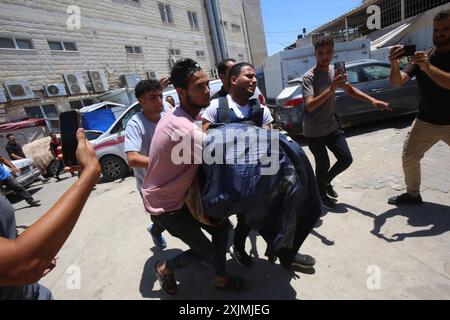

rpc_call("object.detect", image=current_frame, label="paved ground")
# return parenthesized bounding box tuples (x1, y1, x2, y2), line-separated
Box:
(11, 115, 450, 300)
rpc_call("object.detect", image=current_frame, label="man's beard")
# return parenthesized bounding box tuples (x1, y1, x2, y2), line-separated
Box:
(434, 37, 450, 48)
(186, 92, 209, 110)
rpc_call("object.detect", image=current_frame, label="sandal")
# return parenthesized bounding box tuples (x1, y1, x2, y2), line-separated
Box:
(214, 276, 249, 291)
(154, 261, 177, 295)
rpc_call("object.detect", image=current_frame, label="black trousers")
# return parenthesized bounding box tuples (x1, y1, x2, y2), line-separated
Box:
(152, 206, 231, 277)
(307, 130, 353, 196)
(2, 176, 33, 202)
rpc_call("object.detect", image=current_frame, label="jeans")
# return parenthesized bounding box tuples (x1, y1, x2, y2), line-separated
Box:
(307, 130, 353, 195)
(2, 176, 33, 203)
(152, 205, 231, 277)
(402, 118, 450, 195)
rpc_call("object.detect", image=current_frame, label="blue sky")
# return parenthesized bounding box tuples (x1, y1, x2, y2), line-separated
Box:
(261, 0, 363, 55)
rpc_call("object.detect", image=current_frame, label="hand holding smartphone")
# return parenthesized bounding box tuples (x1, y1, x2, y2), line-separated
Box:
(334, 61, 346, 76)
(399, 44, 416, 57)
(59, 110, 81, 167)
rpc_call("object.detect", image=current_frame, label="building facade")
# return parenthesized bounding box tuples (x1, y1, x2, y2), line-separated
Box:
(0, 0, 267, 127)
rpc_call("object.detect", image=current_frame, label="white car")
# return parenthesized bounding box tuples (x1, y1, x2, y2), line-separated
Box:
(91, 80, 266, 181)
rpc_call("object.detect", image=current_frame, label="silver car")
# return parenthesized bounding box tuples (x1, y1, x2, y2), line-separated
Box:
(273, 59, 419, 135)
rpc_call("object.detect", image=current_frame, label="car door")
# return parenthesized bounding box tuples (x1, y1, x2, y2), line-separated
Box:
(334, 65, 370, 126)
(361, 63, 418, 119)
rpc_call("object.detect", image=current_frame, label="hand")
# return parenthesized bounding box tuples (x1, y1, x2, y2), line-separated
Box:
(12, 167, 21, 176)
(411, 51, 431, 72)
(42, 256, 59, 277)
(372, 99, 392, 111)
(389, 45, 405, 66)
(61, 128, 100, 177)
(331, 74, 347, 91)
(160, 77, 171, 89)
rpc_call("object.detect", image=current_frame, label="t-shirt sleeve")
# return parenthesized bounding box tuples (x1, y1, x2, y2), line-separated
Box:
(262, 105, 274, 126)
(302, 74, 315, 98)
(201, 99, 219, 124)
(124, 119, 142, 153)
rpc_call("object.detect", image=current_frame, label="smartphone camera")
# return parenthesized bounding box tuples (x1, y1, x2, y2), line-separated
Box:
(59, 110, 81, 167)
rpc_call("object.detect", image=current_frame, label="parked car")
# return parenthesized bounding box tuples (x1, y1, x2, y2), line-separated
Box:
(1, 158, 42, 195)
(273, 59, 419, 135)
(92, 79, 266, 181)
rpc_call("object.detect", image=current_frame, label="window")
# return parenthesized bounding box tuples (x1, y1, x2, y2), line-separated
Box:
(188, 11, 199, 29)
(158, 2, 173, 24)
(346, 67, 360, 84)
(0, 37, 33, 50)
(125, 46, 143, 54)
(196, 50, 205, 58)
(362, 65, 391, 81)
(169, 48, 181, 56)
(231, 23, 241, 32)
(24, 104, 59, 131)
(238, 53, 244, 60)
(221, 20, 228, 29)
(111, 104, 142, 134)
(48, 41, 77, 51)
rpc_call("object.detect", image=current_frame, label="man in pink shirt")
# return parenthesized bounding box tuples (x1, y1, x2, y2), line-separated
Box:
(141, 58, 247, 295)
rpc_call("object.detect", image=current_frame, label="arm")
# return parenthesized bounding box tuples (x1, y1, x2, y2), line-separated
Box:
(9, 153, 24, 161)
(412, 51, 450, 90)
(389, 45, 411, 88)
(202, 119, 212, 131)
(0, 156, 21, 175)
(342, 84, 391, 111)
(126, 151, 149, 169)
(303, 74, 347, 112)
(0, 129, 100, 286)
(343, 83, 390, 109)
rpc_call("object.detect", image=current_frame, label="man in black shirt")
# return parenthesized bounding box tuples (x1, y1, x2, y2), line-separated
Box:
(388, 10, 450, 205)
(5, 134, 26, 160)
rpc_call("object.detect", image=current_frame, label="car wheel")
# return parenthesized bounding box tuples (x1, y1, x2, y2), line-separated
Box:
(47, 159, 62, 177)
(100, 155, 128, 181)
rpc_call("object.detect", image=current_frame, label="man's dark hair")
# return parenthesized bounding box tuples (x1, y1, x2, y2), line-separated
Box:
(228, 62, 254, 84)
(134, 80, 162, 99)
(170, 58, 202, 90)
(217, 58, 237, 75)
(314, 35, 335, 50)
(434, 9, 450, 22)
(6, 134, 14, 139)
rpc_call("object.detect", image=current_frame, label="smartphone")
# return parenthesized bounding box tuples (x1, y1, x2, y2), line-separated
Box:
(400, 44, 416, 57)
(334, 61, 346, 75)
(59, 110, 81, 167)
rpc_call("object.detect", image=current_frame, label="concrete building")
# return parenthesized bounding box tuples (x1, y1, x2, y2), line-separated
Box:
(0, 0, 267, 128)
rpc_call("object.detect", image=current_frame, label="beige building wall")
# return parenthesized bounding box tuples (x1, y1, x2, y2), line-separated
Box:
(0, 0, 267, 123)
(242, 0, 268, 67)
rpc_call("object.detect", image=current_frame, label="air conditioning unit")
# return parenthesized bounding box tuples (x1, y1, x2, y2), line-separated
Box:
(44, 83, 68, 97)
(3, 80, 35, 101)
(88, 70, 109, 93)
(120, 74, 141, 88)
(0, 89, 7, 103)
(148, 71, 161, 81)
(63, 72, 88, 95)
(211, 68, 219, 79)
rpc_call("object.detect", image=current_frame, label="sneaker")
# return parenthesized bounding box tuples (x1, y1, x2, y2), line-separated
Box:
(320, 194, 336, 210)
(388, 193, 423, 206)
(230, 246, 253, 267)
(291, 253, 316, 268)
(147, 223, 167, 249)
(27, 199, 41, 207)
(324, 182, 338, 198)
